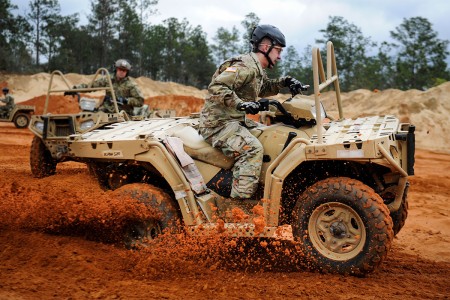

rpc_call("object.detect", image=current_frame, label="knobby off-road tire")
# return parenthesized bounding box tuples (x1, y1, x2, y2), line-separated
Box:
(30, 136, 57, 178)
(88, 163, 133, 191)
(112, 183, 181, 249)
(390, 189, 409, 236)
(13, 113, 30, 128)
(292, 177, 394, 276)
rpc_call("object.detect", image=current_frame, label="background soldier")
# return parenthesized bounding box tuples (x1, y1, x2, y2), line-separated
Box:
(198, 24, 307, 199)
(0, 87, 15, 117)
(67, 59, 144, 116)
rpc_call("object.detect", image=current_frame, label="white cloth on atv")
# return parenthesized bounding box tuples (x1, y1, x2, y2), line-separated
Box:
(163, 136, 207, 194)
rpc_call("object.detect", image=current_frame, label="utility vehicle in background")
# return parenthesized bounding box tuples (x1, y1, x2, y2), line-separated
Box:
(28, 68, 129, 178)
(0, 104, 35, 128)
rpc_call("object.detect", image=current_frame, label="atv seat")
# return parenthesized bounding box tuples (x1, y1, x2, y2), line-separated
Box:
(172, 126, 235, 170)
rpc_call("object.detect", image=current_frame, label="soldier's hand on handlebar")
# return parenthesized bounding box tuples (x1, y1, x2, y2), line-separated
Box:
(285, 77, 309, 96)
(117, 97, 128, 105)
(258, 98, 270, 111)
(103, 95, 112, 103)
(236, 101, 260, 115)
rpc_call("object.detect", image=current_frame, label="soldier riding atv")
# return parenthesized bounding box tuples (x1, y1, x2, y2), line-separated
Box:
(66, 59, 151, 119)
(30, 42, 415, 276)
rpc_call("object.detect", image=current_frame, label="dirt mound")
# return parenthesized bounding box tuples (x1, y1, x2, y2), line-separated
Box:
(134, 76, 207, 99)
(1, 72, 207, 103)
(21, 94, 204, 117)
(22, 95, 81, 114)
(147, 95, 204, 116)
(319, 82, 450, 153)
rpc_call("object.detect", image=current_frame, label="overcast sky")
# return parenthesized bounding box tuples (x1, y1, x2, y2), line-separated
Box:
(14, 0, 450, 56)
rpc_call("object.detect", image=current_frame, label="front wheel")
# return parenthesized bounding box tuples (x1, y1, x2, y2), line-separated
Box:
(30, 136, 57, 178)
(389, 182, 409, 236)
(13, 113, 30, 128)
(111, 183, 181, 249)
(292, 177, 393, 275)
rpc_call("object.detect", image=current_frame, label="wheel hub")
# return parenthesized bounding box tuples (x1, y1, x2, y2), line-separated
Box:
(308, 201, 367, 261)
(329, 221, 347, 239)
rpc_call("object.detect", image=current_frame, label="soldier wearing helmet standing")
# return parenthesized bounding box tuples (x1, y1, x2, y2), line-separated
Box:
(71, 59, 144, 116)
(0, 87, 14, 118)
(199, 24, 307, 199)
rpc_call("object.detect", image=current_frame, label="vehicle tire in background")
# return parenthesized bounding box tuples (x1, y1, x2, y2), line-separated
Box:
(30, 136, 57, 178)
(112, 183, 181, 249)
(13, 113, 30, 128)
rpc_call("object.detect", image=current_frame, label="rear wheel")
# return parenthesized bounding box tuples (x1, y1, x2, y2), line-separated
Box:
(292, 177, 393, 275)
(88, 163, 135, 191)
(13, 113, 30, 128)
(112, 183, 181, 248)
(30, 136, 57, 178)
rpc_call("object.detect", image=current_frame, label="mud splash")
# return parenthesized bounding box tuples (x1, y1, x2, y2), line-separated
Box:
(0, 166, 308, 277)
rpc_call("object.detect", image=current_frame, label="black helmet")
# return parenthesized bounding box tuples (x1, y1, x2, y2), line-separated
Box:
(250, 24, 286, 48)
(2, 87, 9, 93)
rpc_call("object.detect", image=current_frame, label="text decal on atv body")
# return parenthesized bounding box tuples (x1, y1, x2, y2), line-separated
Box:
(102, 150, 123, 158)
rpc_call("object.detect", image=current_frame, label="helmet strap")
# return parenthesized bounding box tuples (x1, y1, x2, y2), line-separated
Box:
(256, 41, 276, 69)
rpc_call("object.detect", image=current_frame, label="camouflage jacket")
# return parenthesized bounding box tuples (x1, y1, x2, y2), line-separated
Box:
(199, 52, 286, 131)
(0, 95, 14, 108)
(77, 74, 144, 114)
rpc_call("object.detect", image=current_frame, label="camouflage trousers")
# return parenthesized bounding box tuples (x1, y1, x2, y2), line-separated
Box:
(200, 121, 263, 199)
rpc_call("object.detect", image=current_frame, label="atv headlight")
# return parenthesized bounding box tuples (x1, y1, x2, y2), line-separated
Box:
(80, 119, 95, 131)
(34, 121, 44, 133)
(79, 97, 98, 112)
(311, 102, 327, 119)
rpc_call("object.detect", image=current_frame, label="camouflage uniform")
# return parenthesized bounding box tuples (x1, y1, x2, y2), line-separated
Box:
(199, 52, 286, 199)
(76, 75, 144, 116)
(0, 94, 14, 116)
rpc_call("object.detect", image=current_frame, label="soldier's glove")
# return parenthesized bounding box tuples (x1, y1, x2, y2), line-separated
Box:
(258, 98, 270, 111)
(103, 95, 112, 103)
(117, 97, 128, 105)
(285, 77, 309, 96)
(236, 101, 260, 115)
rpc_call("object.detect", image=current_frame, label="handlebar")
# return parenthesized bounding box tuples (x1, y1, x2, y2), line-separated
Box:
(261, 99, 296, 126)
(265, 100, 288, 115)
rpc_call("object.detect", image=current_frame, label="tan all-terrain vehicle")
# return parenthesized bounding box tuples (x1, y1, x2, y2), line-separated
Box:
(0, 104, 35, 128)
(31, 42, 415, 275)
(28, 68, 130, 178)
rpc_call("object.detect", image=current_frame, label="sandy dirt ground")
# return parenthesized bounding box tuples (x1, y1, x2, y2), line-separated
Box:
(0, 123, 449, 299)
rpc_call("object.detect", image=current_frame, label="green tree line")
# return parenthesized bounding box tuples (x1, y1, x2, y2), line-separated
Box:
(1, 0, 449, 91)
